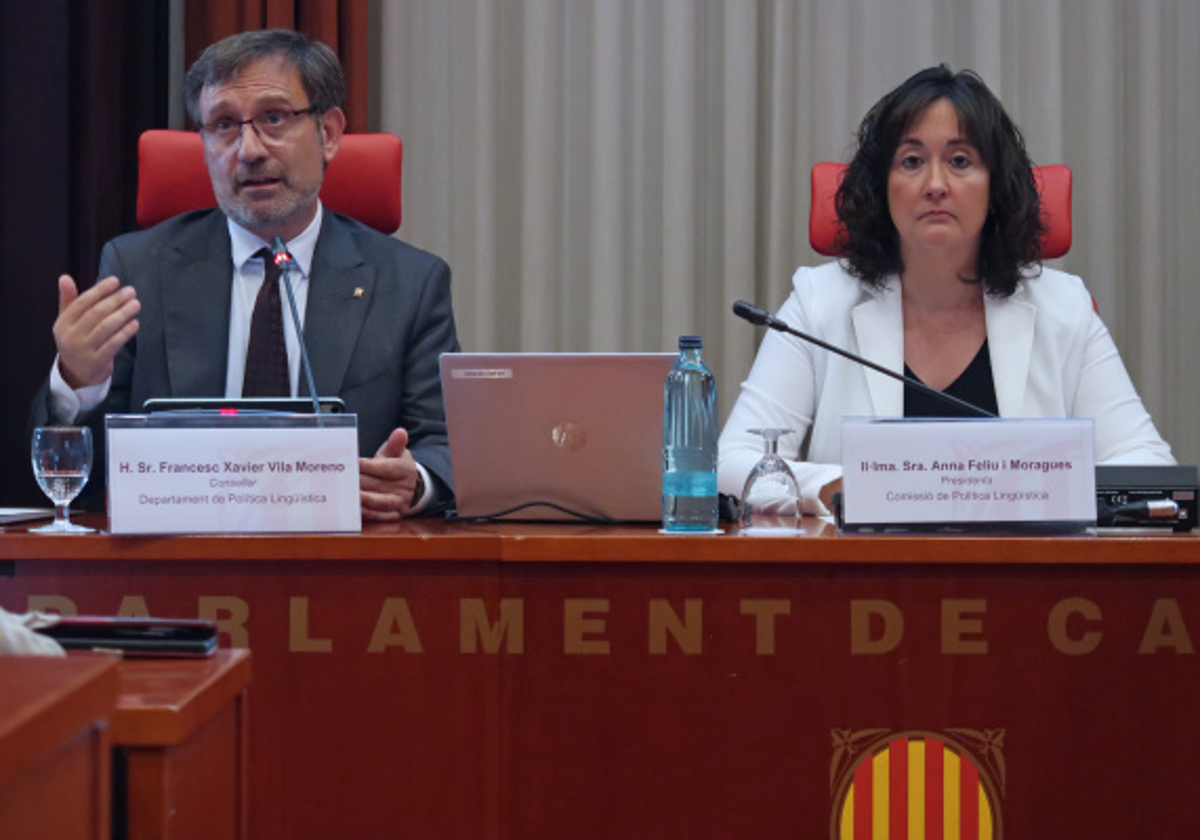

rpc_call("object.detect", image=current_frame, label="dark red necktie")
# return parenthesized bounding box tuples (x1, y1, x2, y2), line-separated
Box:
(242, 248, 290, 397)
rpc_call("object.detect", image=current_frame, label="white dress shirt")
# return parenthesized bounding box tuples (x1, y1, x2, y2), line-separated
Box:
(224, 205, 319, 397)
(0, 609, 65, 656)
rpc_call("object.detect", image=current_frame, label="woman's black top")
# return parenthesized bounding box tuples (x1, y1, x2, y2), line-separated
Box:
(903, 339, 999, 418)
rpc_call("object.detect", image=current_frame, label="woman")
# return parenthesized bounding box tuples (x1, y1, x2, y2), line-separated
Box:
(718, 65, 1174, 515)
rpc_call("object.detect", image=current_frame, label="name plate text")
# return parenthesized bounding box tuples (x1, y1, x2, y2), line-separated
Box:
(841, 418, 1095, 532)
(106, 414, 362, 534)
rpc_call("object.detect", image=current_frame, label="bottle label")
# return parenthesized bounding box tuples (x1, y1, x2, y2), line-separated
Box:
(662, 471, 717, 497)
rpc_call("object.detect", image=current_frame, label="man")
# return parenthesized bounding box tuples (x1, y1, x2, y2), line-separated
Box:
(30, 29, 458, 519)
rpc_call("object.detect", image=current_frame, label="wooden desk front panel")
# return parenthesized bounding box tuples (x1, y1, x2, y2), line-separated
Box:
(3, 524, 1198, 839)
(113, 651, 251, 840)
(119, 702, 240, 840)
(2, 548, 501, 840)
(0, 729, 108, 840)
(0, 657, 118, 840)
(498, 559, 1199, 838)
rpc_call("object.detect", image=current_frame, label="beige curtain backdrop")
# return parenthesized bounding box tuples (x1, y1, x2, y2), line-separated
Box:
(377, 0, 1200, 465)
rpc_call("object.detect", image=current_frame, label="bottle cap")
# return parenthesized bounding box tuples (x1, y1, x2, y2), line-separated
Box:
(679, 335, 702, 349)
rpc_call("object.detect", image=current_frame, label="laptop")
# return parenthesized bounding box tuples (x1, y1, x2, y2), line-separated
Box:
(440, 352, 676, 521)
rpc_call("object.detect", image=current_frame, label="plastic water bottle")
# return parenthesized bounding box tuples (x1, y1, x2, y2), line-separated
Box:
(662, 335, 719, 531)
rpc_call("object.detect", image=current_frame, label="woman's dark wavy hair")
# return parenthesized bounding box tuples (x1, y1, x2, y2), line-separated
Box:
(834, 65, 1045, 297)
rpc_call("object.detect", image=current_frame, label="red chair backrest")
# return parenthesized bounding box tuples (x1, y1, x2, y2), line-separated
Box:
(809, 161, 1072, 259)
(136, 129, 403, 234)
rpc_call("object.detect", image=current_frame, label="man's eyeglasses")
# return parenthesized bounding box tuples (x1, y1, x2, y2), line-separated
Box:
(199, 107, 321, 146)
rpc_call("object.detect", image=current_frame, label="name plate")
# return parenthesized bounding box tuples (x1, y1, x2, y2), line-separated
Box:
(840, 418, 1095, 533)
(106, 413, 362, 534)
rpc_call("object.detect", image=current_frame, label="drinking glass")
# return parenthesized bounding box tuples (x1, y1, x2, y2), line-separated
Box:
(739, 428, 802, 535)
(30, 426, 94, 534)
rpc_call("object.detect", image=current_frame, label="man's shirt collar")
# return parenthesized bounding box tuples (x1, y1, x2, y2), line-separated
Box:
(227, 202, 323, 277)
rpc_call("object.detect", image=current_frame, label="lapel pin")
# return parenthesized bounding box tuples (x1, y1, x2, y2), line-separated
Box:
(353, 287, 364, 298)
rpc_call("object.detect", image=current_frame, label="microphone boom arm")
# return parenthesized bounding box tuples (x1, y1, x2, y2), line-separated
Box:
(732, 299, 996, 419)
(272, 237, 323, 418)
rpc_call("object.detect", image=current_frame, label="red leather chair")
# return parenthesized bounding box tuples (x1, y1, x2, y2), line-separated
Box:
(136, 129, 404, 234)
(809, 161, 1072, 259)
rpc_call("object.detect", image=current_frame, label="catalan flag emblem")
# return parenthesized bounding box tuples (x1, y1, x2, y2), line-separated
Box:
(830, 729, 1004, 840)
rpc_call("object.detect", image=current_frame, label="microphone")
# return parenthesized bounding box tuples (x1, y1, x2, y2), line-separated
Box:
(272, 236, 323, 416)
(731, 299, 996, 419)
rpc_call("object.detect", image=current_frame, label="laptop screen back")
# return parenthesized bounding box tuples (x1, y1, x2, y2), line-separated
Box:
(440, 353, 675, 521)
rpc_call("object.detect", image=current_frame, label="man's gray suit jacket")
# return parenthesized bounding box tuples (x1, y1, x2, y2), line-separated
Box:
(32, 208, 460, 512)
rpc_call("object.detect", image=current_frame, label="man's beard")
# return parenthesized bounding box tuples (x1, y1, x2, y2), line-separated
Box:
(221, 174, 319, 233)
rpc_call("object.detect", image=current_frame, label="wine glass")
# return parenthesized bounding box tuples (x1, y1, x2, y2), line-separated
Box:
(30, 426, 94, 534)
(739, 428, 802, 536)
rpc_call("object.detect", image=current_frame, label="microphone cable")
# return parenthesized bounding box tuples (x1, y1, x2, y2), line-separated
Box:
(447, 494, 743, 525)
(446, 501, 620, 525)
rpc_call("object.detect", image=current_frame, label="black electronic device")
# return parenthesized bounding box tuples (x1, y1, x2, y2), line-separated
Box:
(34, 616, 218, 657)
(1095, 464, 1197, 532)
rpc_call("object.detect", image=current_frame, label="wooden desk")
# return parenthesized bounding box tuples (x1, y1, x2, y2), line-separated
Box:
(111, 650, 251, 840)
(0, 656, 118, 840)
(3, 519, 1199, 839)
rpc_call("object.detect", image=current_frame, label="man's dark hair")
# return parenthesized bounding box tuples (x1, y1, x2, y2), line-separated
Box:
(835, 64, 1045, 297)
(184, 29, 346, 126)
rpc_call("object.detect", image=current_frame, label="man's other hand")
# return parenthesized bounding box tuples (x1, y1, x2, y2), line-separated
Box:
(54, 275, 140, 389)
